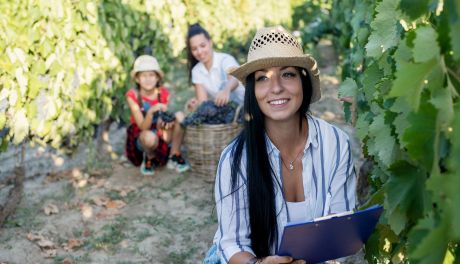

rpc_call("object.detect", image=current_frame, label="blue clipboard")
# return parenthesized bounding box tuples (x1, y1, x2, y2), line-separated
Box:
(278, 205, 383, 263)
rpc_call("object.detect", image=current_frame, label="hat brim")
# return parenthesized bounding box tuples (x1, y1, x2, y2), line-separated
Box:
(130, 70, 165, 80)
(229, 55, 321, 103)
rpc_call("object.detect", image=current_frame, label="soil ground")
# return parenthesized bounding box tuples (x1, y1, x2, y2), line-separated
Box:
(0, 40, 365, 264)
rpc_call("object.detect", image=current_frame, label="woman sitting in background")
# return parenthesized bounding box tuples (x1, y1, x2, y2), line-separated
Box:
(185, 23, 245, 111)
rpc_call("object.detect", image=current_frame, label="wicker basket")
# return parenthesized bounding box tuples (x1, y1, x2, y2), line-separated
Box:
(184, 106, 243, 182)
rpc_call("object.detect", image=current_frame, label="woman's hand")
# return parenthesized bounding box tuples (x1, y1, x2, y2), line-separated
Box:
(186, 97, 199, 112)
(214, 88, 231, 106)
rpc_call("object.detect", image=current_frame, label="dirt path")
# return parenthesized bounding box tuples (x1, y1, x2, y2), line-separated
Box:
(0, 160, 217, 263)
(0, 40, 364, 264)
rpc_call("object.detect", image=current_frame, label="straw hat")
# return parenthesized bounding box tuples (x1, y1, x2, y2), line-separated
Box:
(130, 55, 164, 80)
(230, 26, 321, 102)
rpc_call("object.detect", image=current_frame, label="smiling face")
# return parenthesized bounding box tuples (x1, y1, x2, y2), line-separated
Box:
(189, 33, 213, 66)
(254, 66, 303, 124)
(135, 71, 160, 92)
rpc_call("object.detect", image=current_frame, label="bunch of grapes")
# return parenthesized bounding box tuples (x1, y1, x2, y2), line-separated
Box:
(152, 111, 176, 124)
(182, 100, 242, 127)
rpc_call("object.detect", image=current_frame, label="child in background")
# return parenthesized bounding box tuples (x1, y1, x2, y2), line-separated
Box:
(125, 55, 190, 175)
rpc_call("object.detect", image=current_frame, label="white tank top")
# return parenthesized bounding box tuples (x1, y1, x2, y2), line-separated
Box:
(286, 200, 309, 223)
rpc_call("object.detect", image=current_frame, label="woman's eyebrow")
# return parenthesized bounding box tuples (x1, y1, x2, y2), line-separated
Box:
(280, 66, 293, 71)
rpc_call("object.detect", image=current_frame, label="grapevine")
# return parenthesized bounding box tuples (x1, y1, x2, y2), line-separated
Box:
(0, 0, 291, 153)
(296, 0, 460, 262)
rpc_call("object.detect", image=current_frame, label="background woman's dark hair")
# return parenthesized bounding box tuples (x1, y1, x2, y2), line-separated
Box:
(229, 67, 312, 257)
(186, 23, 211, 82)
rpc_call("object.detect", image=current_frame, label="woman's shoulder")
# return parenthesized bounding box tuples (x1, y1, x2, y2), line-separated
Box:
(215, 51, 234, 59)
(218, 138, 247, 171)
(308, 115, 350, 141)
(219, 139, 238, 162)
(215, 52, 239, 70)
(191, 61, 205, 74)
(216, 52, 237, 63)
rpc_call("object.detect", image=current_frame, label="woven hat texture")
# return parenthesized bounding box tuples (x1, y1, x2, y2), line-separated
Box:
(230, 26, 321, 102)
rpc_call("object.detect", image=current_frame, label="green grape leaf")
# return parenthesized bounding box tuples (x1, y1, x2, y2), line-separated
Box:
(376, 78, 393, 96)
(27, 76, 45, 99)
(365, 0, 401, 58)
(390, 97, 412, 147)
(407, 217, 434, 257)
(450, 18, 460, 61)
(448, 170, 460, 239)
(430, 85, 454, 132)
(386, 161, 425, 212)
(388, 59, 437, 111)
(378, 53, 393, 76)
(413, 26, 440, 63)
(355, 113, 370, 141)
(12, 108, 29, 144)
(30, 59, 47, 75)
(15, 68, 28, 97)
(410, 218, 448, 263)
(385, 161, 426, 234)
(356, 27, 370, 47)
(394, 39, 413, 64)
(402, 99, 437, 171)
(399, 0, 430, 20)
(447, 103, 460, 239)
(338, 77, 357, 98)
(362, 62, 383, 102)
(387, 206, 407, 235)
(368, 114, 397, 167)
(390, 95, 412, 113)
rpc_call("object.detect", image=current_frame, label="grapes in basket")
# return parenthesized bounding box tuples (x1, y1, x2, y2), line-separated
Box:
(182, 100, 242, 127)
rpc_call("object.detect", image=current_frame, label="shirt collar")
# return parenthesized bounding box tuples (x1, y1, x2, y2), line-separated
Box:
(197, 51, 218, 74)
(306, 114, 319, 149)
(210, 51, 218, 70)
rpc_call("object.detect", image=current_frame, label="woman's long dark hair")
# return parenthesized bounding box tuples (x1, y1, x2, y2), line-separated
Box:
(186, 23, 211, 82)
(229, 67, 313, 257)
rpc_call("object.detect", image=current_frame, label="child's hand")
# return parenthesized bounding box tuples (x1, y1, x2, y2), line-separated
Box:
(156, 117, 174, 130)
(149, 103, 167, 114)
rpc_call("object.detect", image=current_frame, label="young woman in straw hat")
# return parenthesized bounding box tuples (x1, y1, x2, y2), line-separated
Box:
(205, 26, 356, 264)
(185, 23, 245, 111)
(125, 55, 190, 175)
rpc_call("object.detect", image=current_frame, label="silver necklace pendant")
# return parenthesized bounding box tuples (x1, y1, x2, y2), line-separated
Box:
(289, 162, 294, 170)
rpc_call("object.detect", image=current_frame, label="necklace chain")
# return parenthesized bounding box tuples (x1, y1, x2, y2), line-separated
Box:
(281, 136, 307, 172)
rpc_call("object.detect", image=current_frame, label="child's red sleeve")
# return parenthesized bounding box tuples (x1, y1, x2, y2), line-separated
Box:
(160, 87, 170, 104)
(125, 89, 137, 102)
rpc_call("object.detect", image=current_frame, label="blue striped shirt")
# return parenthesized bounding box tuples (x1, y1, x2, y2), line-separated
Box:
(214, 115, 357, 263)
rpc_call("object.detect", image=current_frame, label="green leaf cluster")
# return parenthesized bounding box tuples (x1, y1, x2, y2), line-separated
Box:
(298, 0, 460, 262)
(0, 0, 293, 152)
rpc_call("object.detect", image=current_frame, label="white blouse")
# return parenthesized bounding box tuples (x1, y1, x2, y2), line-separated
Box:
(191, 51, 245, 104)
